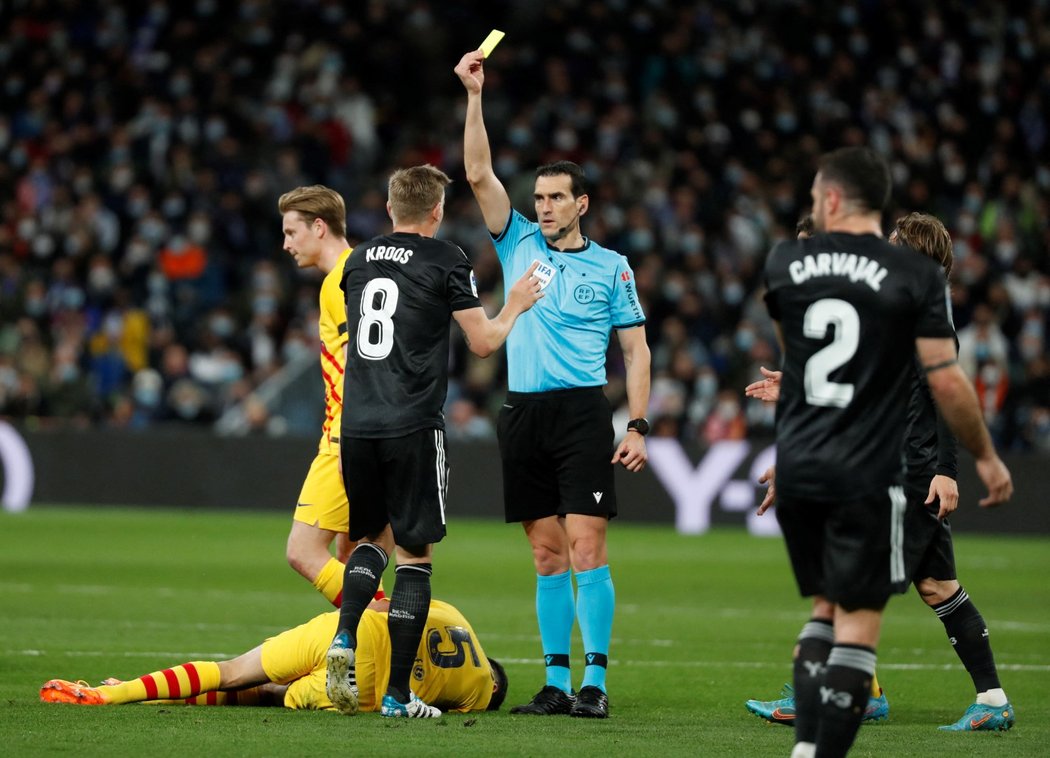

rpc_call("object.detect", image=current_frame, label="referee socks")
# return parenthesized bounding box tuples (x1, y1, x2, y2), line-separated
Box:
(536, 571, 575, 693)
(576, 565, 614, 693)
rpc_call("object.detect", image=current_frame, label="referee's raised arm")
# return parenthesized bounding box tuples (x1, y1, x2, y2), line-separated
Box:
(455, 49, 511, 236)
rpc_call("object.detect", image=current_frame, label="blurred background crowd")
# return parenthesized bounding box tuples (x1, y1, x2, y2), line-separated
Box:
(1, 0, 1048, 451)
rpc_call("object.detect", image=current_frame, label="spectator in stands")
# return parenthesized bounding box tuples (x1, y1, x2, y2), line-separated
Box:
(0, 1, 1045, 453)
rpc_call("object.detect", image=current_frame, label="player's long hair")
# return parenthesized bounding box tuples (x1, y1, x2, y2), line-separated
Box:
(278, 185, 348, 239)
(893, 212, 954, 277)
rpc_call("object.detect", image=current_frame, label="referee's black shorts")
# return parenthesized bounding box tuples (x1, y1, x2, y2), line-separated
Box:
(496, 386, 616, 523)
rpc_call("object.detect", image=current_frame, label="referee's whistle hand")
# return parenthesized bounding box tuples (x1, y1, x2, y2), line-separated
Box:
(612, 437, 647, 472)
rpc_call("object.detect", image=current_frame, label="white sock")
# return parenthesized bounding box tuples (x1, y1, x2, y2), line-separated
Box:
(976, 688, 1008, 707)
(790, 742, 816, 758)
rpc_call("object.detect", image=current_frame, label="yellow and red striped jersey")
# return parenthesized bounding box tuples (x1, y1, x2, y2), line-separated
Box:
(318, 248, 351, 452)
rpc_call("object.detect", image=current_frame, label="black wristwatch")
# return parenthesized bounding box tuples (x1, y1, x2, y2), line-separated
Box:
(626, 417, 650, 436)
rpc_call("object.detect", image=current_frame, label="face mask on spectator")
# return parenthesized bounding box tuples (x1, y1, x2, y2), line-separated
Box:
(209, 314, 235, 338)
(188, 218, 211, 243)
(629, 228, 654, 252)
(24, 296, 47, 318)
(717, 399, 739, 420)
(139, 218, 168, 245)
(697, 374, 718, 397)
(508, 125, 530, 148)
(723, 280, 745, 306)
(681, 231, 703, 256)
(89, 265, 117, 295)
(110, 164, 134, 193)
(956, 212, 976, 236)
(979, 363, 1000, 385)
(32, 235, 56, 259)
(60, 288, 85, 310)
(162, 194, 187, 219)
(57, 363, 80, 383)
(283, 339, 312, 363)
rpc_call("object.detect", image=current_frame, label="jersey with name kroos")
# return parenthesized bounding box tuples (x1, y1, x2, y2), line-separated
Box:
(492, 210, 645, 392)
(763, 232, 955, 501)
(340, 232, 481, 438)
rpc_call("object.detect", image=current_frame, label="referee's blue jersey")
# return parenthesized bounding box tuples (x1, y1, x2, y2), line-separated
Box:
(492, 210, 646, 392)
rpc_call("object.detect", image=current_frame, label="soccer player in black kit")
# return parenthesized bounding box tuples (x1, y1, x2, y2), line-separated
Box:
(746, 213, 1015, 733)
(324, 164, 543, 719)
(763, 147, 1012, 758)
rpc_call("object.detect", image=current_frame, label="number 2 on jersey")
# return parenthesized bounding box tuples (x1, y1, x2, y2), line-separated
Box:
(356, 278, 399, 360)
(802, 298, 859, 408)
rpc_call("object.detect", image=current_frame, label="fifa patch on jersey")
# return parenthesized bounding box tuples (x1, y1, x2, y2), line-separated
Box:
(531, 259, 556, 289)
(470, 270, 478, 297)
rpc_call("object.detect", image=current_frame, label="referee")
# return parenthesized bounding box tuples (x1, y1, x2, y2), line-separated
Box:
(456, 49, 651, 720)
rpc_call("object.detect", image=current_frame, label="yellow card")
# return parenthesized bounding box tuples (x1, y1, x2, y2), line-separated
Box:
(479, 29, 505, 58)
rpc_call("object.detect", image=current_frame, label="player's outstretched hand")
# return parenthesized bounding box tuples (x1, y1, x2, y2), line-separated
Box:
(925, 474, 959, 519)
(756, 466, 777, 515)
(454, 50, 486, 94)
(507, 261, 544, 314)
(976, 454, 1013, 508)
(744, 367, 782, 403)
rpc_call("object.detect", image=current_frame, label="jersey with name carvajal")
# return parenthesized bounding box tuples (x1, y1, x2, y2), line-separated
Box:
(763, 232, 955, 501)
(340, 232, 481, 438)
(492, 209, 645, 392)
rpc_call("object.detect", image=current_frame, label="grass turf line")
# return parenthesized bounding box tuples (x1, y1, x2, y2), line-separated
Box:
(2, 506, 1047, 756)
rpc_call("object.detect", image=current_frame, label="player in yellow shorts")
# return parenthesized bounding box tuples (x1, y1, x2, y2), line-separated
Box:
(40, 598, 506, 715)
(279, 186, 376, 606)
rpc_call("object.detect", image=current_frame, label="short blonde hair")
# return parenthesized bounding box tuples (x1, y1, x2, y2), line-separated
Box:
(892, 212, 953, 277)
(278, 185, 347, 239)
(388, 165, 451, 224)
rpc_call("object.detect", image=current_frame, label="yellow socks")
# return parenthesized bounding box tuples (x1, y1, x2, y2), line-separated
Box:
(870, 672, 882, 698)
(313, 557, 345, 606)
(99, 661, 222, 704)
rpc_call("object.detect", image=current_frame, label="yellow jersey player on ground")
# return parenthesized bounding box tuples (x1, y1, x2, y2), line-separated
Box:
(278, 185, 382, 606)
(40, 599, 506, 715)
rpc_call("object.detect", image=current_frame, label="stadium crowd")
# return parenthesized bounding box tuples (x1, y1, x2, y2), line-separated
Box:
(1, 0, 1048, 451)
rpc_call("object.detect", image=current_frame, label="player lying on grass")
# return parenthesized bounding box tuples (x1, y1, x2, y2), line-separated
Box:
(41, 597, 507, 716)
(743, 212, 1014, 733)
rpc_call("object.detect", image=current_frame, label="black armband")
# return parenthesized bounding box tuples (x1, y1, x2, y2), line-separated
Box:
(923, 359, 958, 374)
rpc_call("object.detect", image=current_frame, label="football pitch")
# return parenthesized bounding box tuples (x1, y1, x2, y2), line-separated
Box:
(2, 506, 1047, 756)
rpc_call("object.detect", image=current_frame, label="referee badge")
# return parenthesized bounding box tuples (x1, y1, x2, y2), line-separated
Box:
(469, 270, 479, 297)
(531, 259, 555, 289)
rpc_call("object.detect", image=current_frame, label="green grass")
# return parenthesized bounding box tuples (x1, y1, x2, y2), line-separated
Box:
(2, 506, 1048, 756)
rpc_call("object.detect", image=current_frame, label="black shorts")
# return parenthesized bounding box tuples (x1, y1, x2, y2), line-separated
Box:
(340, 429, 448, 546)
(902, 487, 957, 582)
(496, 386, 616, 523)
(776, 486, 910, 610)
